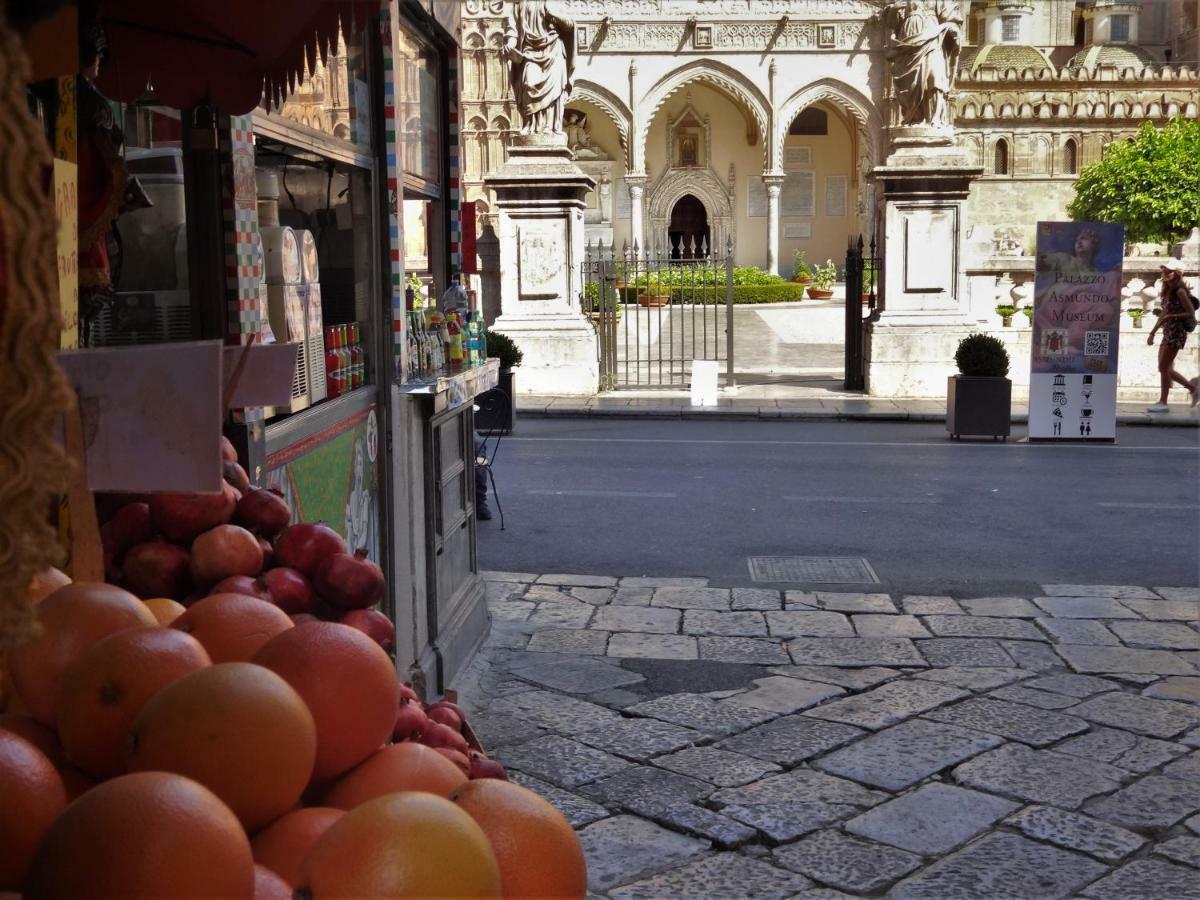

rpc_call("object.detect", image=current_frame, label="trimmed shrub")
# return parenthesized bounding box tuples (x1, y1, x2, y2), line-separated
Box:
(954, 333, 1010, 377)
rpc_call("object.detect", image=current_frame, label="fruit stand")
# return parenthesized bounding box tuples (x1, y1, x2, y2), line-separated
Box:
(0, 3, 584, 897)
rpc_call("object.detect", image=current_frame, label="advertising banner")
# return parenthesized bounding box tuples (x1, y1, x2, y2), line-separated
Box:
(1029, 221, 1124, 440)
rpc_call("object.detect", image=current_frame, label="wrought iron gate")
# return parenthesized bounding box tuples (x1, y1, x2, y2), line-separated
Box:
(844, 234, 880, 391)
(583, 237, 734, 390)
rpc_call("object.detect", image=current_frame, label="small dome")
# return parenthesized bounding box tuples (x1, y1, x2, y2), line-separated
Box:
(1067, 43, 1160, 72)
(959, 44, 1055, 75)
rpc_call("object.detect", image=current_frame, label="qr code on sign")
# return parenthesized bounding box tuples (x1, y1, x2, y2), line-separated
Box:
(1084, 331, 1110, 357)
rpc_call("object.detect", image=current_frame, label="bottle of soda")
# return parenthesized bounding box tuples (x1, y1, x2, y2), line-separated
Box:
(324, 326, 341, 398)
(334, 325, 350, 390)
(447, 313, 464, 373)
(349, 322, 364, 388)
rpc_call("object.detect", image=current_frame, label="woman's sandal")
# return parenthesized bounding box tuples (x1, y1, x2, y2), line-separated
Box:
(1190, 378, 1199, 408)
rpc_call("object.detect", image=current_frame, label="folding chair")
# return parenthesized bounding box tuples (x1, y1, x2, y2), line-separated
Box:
(474, 386, 510, 531)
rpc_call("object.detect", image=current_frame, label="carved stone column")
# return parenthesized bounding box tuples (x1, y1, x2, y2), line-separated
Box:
(625, 174, 647, 251)
(763, 174, 785, 276)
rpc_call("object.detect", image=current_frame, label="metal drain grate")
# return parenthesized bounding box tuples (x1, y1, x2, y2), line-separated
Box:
(748, 556, 880, 585)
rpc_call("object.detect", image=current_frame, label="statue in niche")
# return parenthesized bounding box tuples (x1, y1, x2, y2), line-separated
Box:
(564, 108, 605, 159)
(679, 134, 698, 167)
(882, 0, 963, 129)
(503, 1, 576, 136)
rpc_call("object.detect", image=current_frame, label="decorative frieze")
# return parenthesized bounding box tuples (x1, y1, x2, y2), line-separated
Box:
(553, 0, 877, 14)
(580, 19, 873, 51)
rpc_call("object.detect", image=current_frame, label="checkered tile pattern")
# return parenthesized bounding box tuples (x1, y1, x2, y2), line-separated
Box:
(382, 1, 405, 374)
(448, 61, 461, 273)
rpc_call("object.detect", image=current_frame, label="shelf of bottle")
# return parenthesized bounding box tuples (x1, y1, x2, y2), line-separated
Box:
(395, 359, 500, 415)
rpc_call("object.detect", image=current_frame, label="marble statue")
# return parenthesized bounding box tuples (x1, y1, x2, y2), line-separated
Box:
(504, 1, 576, 136)
(565, 108, 606, 159)
(883, 0, 963, 129)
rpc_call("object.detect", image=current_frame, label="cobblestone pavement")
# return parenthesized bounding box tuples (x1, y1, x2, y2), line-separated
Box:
(458, 574, 1200, 899)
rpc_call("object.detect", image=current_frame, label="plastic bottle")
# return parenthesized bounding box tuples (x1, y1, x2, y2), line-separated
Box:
(442, 274, 469, 313)
(447, 313, 464, 373)
(324, 326, 342, 398)
(350, 322, 365, 387)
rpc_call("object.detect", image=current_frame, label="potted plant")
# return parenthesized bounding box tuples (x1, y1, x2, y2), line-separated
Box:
(476, 331, 523, 434)
(806, 259, 837, 300)
(584, 281, 621, 323)
(947, 333, 1012, 440)
(995, 304, 1016, 327)
(791, 249, 813, 285)
(1021, 306, 1034, 326)
(861, 259, 880, 306)
(1128, 307, 1146, 329)
(638, 273, 672, 307)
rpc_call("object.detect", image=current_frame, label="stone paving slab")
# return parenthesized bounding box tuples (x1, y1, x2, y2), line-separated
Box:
(577, 815, 709, 893)
(499, 734, 633, 789)
(507, 770, 610, 828)
(514, 655, 642, 693)
(1154, 835, 1200, 868)
(1164, 749, 1200, 783)
(1054, 643, 1197, 675)
(711, 769, 888, 814)
(1025, 673, 1123, 697)
(698, 636, 791, 665)
(537, 573, 620, 588)
(1085, 774, 1200, 830)
(607, 632, 699, 660)
(1070, 691, 1200, 738)
(578, 765, 713, 813)
(611, 586, 654, 606)
(916, 638, 1015, 667)
(1155, 587, 1200, 603)
(901, 595, 961, 615)
(619, 577, 709, 589)
(526, 628, 610, 657)
(1041, 584, 1160, 599)
(641, 803, 760, 848)
(786, 637, 925, 667)
(653, 747, 781, 787)
(925, 697, 1089, 746)
(609, 853, 812, 900)
(715, 715, 866, 767)
(574, 718, 705, 762)
(958, 596, 1042, 618)
(986, 685, 1083, 709)
(651, 587, 732, 611)
(1033, 596, 1142, 618)
(889, 832, 1107, 900)
(1109, 620, 1200, 650)
(1036, 618, 1120, 645)
(489, 599, 535, 622)
(527, 598, 596, 629)
(1080, 858, 1200, 900)
(850, 614, 931, 638)
(1118, 598, 1200, 621)
(731, 588, 784, 611)
(953, 743, 1127, 808)
(814, 718, 1004, 791)
(765, 611, 854, 638)
(487, 689, 621, 733)
(845, 782, 1018, 855)
(769, 665, 899, 690)
(803, 679, 968, 730)
(592, 605, 681, 634)
(1053, 726, 1190, 774)
(626, 692, 777, 736)
(724, 676, 844, 714)
(469, 711, 548, 748)
(1144, 676, 1200, 705)
(1006, 804, 1146, 862)
(924, 614, 1045, 641)
(683, 609, 767, 637)
(773, 829, 922, 894)
(913, 666, 1031, 690)
(811, 592, 898, 614)
(480, 570, 537, 583)
(569, 586, 616, 605)
(999, 639, 1063, 671)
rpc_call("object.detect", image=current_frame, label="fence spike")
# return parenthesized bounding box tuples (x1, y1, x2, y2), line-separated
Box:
(857, 234, 864, 252)
(726, 234, 734, 254)
(700, 234, 708, 258)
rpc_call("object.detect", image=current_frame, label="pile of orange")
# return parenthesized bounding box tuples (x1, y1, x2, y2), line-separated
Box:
(0, 573, 587, 898)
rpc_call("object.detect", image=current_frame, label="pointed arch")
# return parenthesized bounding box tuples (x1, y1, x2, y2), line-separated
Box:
(774, 79, 883, 173)
(569, 80, 633, 166)
(994, 138, 1010, 175)
(1063, 137, 1078, 175)
(637, 60, 771, 172)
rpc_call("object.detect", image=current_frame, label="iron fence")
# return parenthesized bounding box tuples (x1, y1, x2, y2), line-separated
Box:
(844, 234, 881, 391)
(583, 236, 735, 391)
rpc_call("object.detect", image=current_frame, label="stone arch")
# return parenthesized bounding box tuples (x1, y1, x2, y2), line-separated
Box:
(490, 114, 510, 132)
(638, 60, 770, 172)
(570, 80, 633, 165)
(467, 115, 487, 132)
(775, 79, 883, 173)
(646, 168, 733, 254)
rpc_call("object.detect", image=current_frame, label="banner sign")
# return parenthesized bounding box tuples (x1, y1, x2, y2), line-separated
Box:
(1029, 221, 1124, 440)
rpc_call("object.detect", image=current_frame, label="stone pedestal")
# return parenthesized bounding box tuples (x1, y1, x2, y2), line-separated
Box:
(868, 131, 983, 397)
(485, 135, 598, 396)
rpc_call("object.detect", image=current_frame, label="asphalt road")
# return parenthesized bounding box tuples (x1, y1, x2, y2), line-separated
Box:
(478, 417, 1200, 597)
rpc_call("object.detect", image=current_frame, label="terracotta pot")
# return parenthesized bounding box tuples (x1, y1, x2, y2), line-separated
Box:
(638, 293, 671, 308)
(1001, 315, 1013, 327)
(806, 287, 834, 300)
(792, 275, 812, 285)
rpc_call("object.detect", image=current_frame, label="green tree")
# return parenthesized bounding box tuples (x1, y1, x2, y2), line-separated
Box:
(1067, 117, 1200, 244)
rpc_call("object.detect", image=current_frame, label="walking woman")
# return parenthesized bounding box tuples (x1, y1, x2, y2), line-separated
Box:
(1146, 258, 1199, 412)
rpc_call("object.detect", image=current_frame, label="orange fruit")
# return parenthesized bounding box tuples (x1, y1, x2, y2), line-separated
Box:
(171, 593, 292, 663)
(250, 807, 343, 887)
(322, 742, 467, 809)
(56, 626, 212, 778)
(143, 597, 186, 626)
(28, 566, 71, 604)
(8, 582, 157, 725)
(452, 779, 588, 899)
(127, 662, 316, 832)
(299, 792, 501, 898)
(0, 730, 68, 889)
(253, 622, 399, 780)
(0, 715, 93, 799)
(25, 771, 254, 899)
(253, 864, 292, 900)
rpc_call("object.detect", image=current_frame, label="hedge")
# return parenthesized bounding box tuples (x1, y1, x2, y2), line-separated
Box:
(614, 284, 807, 304)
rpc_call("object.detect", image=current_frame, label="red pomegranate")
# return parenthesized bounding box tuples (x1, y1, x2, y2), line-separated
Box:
(122, 541, 192, 599)
(190, 524, 264, 588)
(426, 705, 463, 733)
(338, 608, 395, 652)
(273, 523, 346, 578)
(314, 550, 385, 610)
(392, 700, 429, 742)
(222, 460, 249, 494)
(209, 575, 271, 602)
(468, 755, 509, 781)
(258, 536, 275, 570)
(149, 483, 237, 544)
(235, 488, 292, 538)
(103, 503, 154, 559)
(399, 683, 420, 704)
(260, 567, 317, 615)
(420, 722, 469, 754)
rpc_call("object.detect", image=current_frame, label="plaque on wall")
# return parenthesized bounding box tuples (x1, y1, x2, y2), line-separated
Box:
(782, 171, 815, 217)
(614, 178, 631, 220)
(517, 221, 566, 300)
(746, 176, 768, 219)
(784, 223, 812, 239)
(783, 146, 812, 169)
(825, 175, 848, 217)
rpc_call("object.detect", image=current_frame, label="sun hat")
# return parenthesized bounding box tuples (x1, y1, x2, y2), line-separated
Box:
(1160, 258, 1185, 272)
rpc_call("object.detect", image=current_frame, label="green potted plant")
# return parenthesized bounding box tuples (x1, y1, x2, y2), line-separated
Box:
(791, 249, 813, 284)
(995, 304, 1016, 327)
(638, 272, 671, 307)
(806, 259, 837, 300)
(584, 281, 621, 322)
(1021, 305, 1034, 325)
(947, 333, 1012, 440)
(1127, 307, 1146, 329)
(476, 331, 523, 433)
(861, 259, 880, 306)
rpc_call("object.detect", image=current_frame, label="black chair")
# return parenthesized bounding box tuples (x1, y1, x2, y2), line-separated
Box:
(474, 386, 510, 531)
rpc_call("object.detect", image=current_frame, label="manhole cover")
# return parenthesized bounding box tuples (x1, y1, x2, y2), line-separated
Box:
(748, 556, 880, 584)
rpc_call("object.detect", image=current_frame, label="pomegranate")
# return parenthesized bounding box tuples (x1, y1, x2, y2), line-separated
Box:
(105, 503, 153, 557)
(426, 705, 463, 733)
(392, 700, 429, 742)
(468, 755, 509, 781)
(150, 482, 237, 544)
(426, 699, 467, 721)
(338, 608, 395, 652)
(222, 460, 250, 494)
(399, 683, 420, 704)
(434, 747, 471, 777)
(273, 522, 346, 578)
(209, 574, 271, 602)
(235, 487, 292, 538)
(220, 435, 238, 463)
(123, 541, 192, 599)
(314, 549, 384, 610)
(258, 536, 275, 570)
(420, 722, 469, 754)
(260, 567, 317, 615)
(190, 523, 264, 588)
(290, 613, 319, 625)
